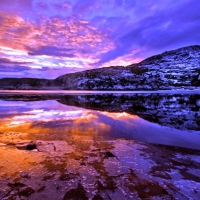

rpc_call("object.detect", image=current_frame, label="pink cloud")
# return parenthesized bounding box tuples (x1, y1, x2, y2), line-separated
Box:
(0, 12, 113, 53)
(0, 12, 41, 51)
(0, 9, 116, 78)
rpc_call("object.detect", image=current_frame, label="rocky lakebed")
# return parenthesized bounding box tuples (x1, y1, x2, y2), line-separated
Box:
(0, 135, 200, 200)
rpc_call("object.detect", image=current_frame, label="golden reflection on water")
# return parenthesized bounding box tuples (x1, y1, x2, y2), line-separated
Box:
(0, 102, 138, 144)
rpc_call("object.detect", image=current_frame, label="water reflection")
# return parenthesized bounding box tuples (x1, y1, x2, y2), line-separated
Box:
(1, 92, 199, 130)
(0, 93, 200, 149)
(58, 93, 200, 131)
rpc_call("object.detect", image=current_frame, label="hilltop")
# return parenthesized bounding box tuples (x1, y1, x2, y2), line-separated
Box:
(0, 45, 199, 90)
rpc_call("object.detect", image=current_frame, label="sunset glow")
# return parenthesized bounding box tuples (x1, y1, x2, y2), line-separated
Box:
(0, 0, 199, 78)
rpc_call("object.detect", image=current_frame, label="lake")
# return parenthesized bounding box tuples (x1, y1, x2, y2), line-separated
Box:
(0, 91, 200, 199)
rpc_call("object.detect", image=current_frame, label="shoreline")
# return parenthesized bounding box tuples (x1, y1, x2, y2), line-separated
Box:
(0, 89, 200, 95)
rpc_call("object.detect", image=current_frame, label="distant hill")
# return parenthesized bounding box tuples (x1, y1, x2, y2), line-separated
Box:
(0, 45, 200, 90)
(0, 78, 52, 90)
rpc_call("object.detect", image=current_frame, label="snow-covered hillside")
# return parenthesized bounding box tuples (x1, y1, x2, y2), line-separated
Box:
(55, 45, 200, 90)
(0, 45, 199, 90)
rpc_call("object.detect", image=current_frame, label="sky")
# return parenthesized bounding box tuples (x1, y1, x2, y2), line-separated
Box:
(0, 0, 200, 79)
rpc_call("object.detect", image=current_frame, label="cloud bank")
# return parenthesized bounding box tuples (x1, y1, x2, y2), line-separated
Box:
(0, 0, 199, 78)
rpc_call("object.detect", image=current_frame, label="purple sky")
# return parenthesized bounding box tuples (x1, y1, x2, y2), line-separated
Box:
(0, 0, 199, 79)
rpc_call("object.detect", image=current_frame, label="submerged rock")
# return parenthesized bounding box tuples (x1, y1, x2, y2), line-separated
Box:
(16, 142, 37, 151)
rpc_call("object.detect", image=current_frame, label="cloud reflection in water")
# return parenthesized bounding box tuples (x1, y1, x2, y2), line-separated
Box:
(0, 98, 200, 150)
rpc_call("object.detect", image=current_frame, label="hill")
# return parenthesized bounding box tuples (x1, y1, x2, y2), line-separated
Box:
(0, 45, 199, 90)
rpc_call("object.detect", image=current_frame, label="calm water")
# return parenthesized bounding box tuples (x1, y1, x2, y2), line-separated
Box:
(0, 91, 200, 149)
